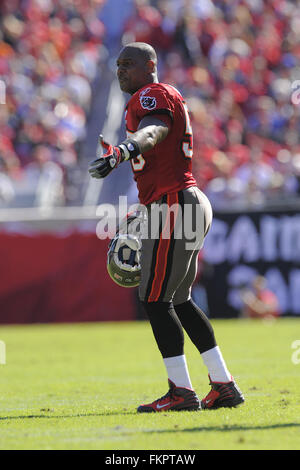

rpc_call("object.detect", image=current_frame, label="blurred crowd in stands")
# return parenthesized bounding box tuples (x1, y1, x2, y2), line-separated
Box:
(0, 0, 106, 207)
(1, 0, 300, 209)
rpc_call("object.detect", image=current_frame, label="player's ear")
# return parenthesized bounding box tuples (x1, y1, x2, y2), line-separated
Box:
(146, 60, 156, 74)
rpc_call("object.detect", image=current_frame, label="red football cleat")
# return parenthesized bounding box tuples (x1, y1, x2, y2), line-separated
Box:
(137, 379, 200, 413)
(201, 376, 245, 409)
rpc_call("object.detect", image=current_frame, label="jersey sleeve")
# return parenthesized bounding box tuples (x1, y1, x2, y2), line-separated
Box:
(134, 85, 175, 125)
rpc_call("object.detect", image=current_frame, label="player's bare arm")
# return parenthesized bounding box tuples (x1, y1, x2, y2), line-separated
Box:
(133, 116, 169, 153)
(88, 116, 169, 179)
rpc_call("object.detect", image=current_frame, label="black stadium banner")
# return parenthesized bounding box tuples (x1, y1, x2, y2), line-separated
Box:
(201, 209, 300, 318)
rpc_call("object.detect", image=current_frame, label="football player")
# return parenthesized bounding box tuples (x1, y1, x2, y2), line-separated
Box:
(89, 42, 244, 412)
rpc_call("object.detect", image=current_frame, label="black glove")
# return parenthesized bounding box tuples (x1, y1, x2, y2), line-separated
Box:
(88, 135, 123, 179)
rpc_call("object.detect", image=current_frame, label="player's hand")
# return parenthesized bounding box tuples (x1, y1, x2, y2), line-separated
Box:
(88, 135, 123, 179)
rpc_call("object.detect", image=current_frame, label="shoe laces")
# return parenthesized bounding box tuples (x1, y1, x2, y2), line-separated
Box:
(155, 389, 172, 405)
(152, 382, 180, 405)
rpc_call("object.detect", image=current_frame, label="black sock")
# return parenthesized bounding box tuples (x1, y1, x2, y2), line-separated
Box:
(174, 299, 216, 354)
(141, 301, 184, 358)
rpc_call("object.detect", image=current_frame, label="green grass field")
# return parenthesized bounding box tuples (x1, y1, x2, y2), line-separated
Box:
(0, 318, 299, 450)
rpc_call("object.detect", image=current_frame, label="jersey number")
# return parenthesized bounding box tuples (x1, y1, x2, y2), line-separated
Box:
(127, 101, 192, 170)
(127, 131, 146, 171)
(131, 154, 145, 171)
(181, 102, 193, 159)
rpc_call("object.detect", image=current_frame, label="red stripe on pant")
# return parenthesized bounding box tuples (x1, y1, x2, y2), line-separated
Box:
(148, 192, 179, 302)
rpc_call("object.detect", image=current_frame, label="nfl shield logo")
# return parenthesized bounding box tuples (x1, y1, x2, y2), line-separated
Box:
(139, 88, 157, 110)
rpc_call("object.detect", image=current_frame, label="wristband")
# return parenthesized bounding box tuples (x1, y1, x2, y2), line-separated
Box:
(119, 139, 141, 161)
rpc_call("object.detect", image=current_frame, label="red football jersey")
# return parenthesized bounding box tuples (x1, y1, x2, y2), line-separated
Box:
(125, 82, 197, 205)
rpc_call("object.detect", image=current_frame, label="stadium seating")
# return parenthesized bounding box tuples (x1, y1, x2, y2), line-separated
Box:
(0, 0, 300, 209)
